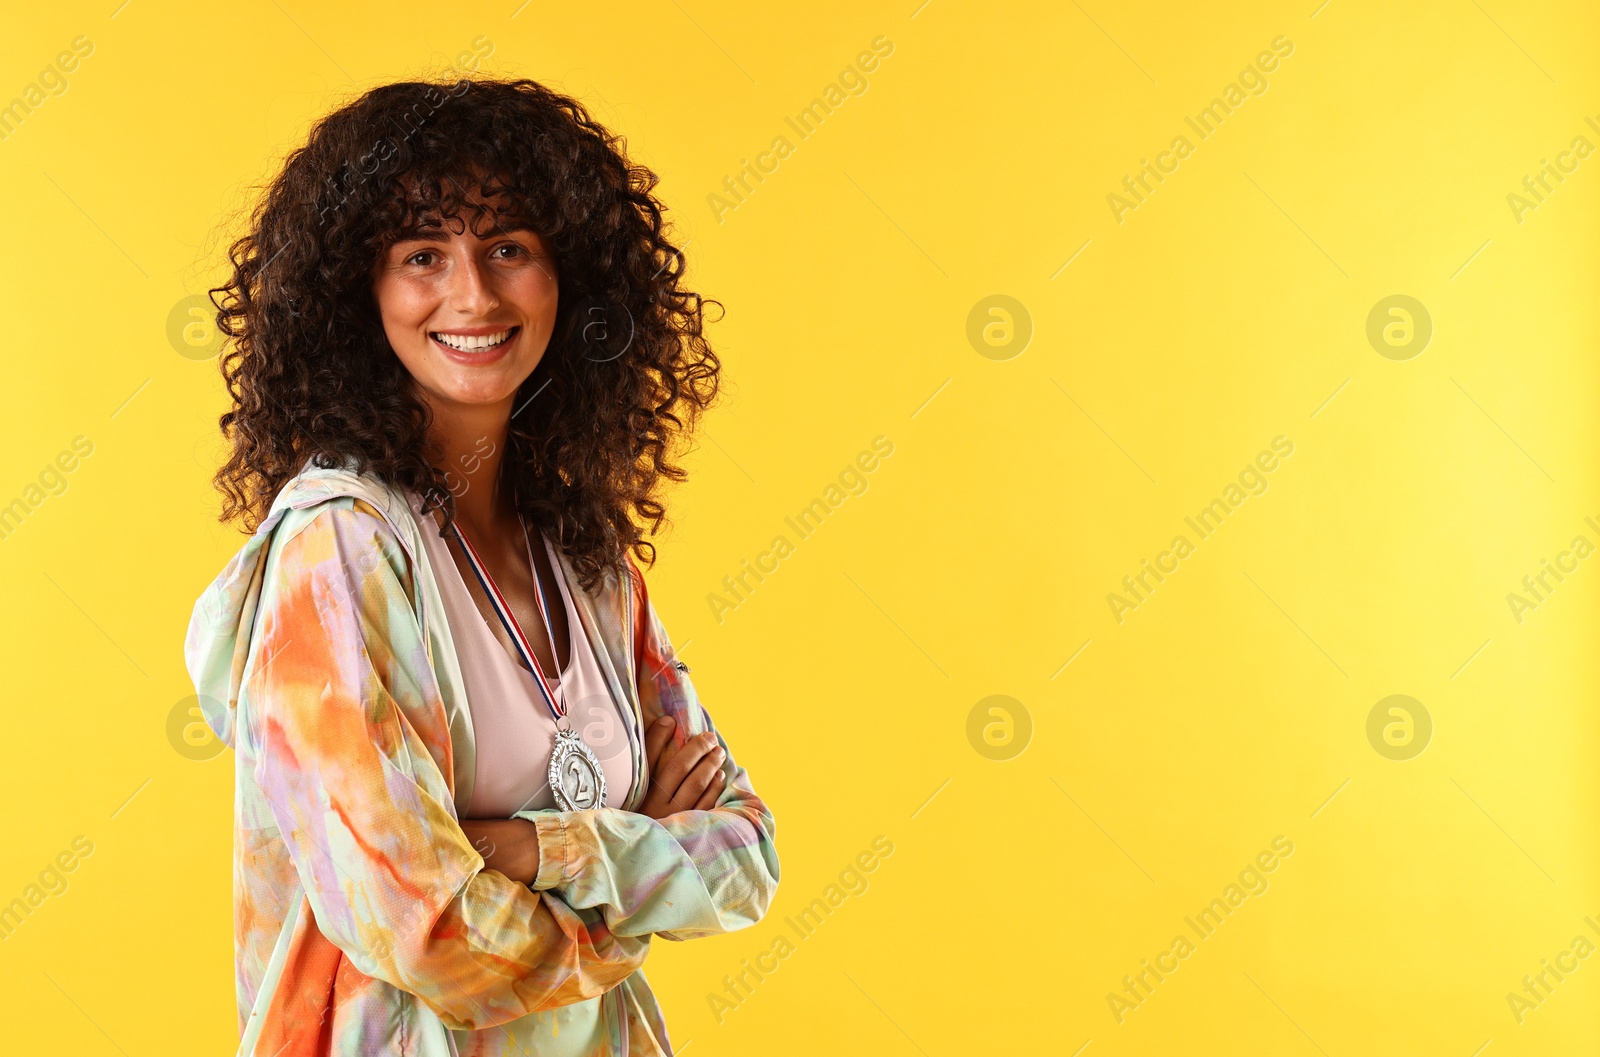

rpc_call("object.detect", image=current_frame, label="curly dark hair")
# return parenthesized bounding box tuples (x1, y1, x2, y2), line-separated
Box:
(209, 77, 721, 591)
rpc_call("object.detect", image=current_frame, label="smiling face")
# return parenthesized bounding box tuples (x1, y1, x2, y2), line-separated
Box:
(371, 191, 560, 419)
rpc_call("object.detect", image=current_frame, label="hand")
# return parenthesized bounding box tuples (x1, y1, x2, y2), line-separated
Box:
(459, 818, 540, 886)
(637, 716, 726, 820)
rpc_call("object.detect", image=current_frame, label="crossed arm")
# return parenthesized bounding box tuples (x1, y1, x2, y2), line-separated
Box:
(248, 501, 777, 1031)
(460, 552, 780, 941)
(459, 717, 729, 884)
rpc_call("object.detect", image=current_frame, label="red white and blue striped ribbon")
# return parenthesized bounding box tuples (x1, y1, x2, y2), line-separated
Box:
(448, 514, 566, 724)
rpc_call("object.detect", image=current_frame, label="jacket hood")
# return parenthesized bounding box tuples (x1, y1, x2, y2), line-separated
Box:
(182, 461, 410, 750)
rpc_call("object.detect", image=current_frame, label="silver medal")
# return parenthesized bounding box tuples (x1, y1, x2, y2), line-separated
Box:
(548, 727, 606, 811)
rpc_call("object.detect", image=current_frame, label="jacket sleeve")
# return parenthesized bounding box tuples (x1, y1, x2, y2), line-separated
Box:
(243, 499, 648, 1031)
(513, 555, 780, 941)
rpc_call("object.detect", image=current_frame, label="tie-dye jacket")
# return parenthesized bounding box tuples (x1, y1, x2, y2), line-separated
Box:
(183, 459, 779, 1055)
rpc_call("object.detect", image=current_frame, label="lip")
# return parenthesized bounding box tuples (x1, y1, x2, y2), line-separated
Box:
(430, 325, 520, 365)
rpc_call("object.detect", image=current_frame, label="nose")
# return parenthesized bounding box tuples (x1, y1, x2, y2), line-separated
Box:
(446, 251, 500, 317)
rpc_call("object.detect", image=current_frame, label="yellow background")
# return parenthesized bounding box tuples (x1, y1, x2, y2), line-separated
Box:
(0, 0, 1595, 1053)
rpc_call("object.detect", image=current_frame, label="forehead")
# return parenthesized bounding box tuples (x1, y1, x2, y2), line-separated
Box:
(388, 172, 530, 241)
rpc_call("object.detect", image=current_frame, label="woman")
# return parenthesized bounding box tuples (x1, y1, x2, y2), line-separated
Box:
(182, 78, 779, 1056)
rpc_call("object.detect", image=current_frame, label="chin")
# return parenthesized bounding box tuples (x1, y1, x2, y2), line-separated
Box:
(437, 379, 524, 407)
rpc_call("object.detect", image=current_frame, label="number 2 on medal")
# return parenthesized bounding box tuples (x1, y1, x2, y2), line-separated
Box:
(565, 757, 592, 802)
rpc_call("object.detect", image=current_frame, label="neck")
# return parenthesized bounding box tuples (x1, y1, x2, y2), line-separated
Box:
(425, 394, 514, 537)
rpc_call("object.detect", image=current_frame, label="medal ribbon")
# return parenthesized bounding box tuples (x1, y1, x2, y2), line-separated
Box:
(448, 515, 566, 725)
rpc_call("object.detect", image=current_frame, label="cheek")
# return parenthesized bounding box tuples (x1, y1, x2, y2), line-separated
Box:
(373, 276, 439, 334)
(371, 281, 443, 377)
(505, 268, 559, 319)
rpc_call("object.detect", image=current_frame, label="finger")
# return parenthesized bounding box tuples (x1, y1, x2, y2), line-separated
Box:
(671, 745, 725, 812)
(648, 729, 690, 793)
(642, 735, 712, 818)
(691, 770, 726, 812)
(638, 732, 688, 817)
(644, 716, 674, 769)
(640, 731, 717, 818)
(656, 731, 716, 795)
(654, 725, 704, 773)
(667, 745, 726, 813)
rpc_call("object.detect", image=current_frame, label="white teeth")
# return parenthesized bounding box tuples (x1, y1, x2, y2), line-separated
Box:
(433, 329, 512, 351)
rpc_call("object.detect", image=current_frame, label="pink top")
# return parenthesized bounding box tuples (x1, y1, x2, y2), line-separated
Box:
(413, 497, 634, 818)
